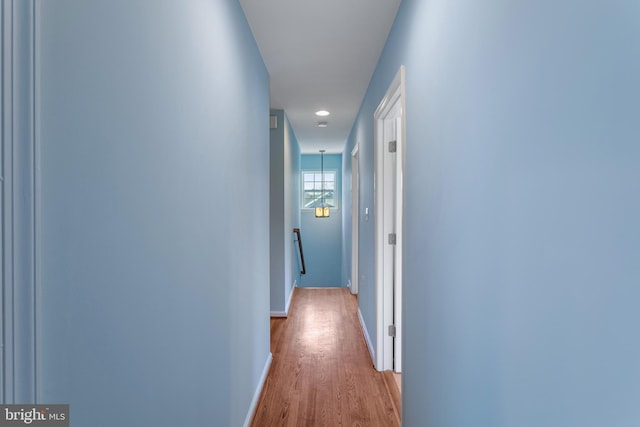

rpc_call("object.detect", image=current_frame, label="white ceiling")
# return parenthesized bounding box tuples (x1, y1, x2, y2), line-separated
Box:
(239, 0, 401, 154)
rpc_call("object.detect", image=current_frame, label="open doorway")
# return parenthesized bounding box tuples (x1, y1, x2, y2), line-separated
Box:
(374, 66, 405, 374)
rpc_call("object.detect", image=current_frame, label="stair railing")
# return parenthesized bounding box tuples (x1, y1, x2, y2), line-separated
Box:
(293, 228, 306, 275)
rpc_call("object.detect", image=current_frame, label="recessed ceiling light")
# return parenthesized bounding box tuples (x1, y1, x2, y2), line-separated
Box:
(315, 110, 330, 117)
(317, 121, 328, 128)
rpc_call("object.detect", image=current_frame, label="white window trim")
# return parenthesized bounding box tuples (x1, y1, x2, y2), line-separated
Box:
(301, 168, 339, 211)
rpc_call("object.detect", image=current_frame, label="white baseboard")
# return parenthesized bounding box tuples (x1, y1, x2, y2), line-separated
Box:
(297, 286, 344, 289)
(285, 280, 296, 313)
(270, 310, 287, 317)
(348, 279, 358, 295)
(358, 308, 375, 365)
(271, 281, 297, 318)
(243, 352, 273, 427)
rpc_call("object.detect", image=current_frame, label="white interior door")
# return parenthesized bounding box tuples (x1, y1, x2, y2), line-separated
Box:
(383, 109, 402, 373)
(382, 114, 396, 370)
(393, 116, 403, 373)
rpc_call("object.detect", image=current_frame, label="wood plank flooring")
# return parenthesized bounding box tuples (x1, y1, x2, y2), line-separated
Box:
(251, 288, 400, 427)
(382, 371, 402, 419)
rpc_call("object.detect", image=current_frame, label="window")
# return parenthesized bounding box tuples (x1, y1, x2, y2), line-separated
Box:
(302, 170, 338, 210)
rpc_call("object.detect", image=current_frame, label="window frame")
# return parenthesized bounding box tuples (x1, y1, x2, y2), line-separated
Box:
(300, 168, 339, 211)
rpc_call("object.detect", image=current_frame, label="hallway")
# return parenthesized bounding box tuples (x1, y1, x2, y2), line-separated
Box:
(251, 288, 400, 426)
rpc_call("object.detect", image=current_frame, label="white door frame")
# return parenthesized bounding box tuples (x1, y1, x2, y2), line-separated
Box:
(2, 0, 40, 402)
(350, 144, 359, 294)
(374, 66, 405, 372)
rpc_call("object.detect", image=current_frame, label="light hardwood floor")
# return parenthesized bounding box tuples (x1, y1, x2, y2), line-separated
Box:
(251, 288, 400, 427)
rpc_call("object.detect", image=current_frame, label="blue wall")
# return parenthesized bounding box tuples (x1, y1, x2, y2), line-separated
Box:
(300, 154, 343, 287)
(286, 118, 302, 300)
(37, 1, 270, 426)
(270, 110, 286, 312)
(270, 110, 301, 314)
(345, 0, 640, 425)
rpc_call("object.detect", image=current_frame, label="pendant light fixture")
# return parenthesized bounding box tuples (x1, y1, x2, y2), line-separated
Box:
(315, 150, 330, 218)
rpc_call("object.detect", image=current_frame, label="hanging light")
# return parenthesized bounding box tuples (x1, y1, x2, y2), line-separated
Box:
(315, 150, 330, 218)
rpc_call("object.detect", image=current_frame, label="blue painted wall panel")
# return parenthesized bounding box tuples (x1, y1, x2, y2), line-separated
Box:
(300, 154, 343, 287)
(37, 1, 270, 425)
(345, 0, 640, 425)
(285, 116, 302, 306)
(270, 110, 286, 312)
(270, 110, 301, 313)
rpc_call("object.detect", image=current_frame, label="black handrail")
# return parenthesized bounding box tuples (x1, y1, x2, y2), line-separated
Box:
(293, 228, 306, 275)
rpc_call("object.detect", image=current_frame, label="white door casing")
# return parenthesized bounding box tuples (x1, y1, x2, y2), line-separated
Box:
(374, 66, 405, 372)
(2, 0, 41, 402)
(351, 144, 359, 295)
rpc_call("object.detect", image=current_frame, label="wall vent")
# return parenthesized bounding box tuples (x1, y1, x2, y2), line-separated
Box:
(270, 115, 278, 129)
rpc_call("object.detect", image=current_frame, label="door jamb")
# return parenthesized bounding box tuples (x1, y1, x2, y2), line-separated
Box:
(350, 143, 359, 295)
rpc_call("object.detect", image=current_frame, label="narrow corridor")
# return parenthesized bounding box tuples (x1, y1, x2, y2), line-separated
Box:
(251, 288, 400, 426)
